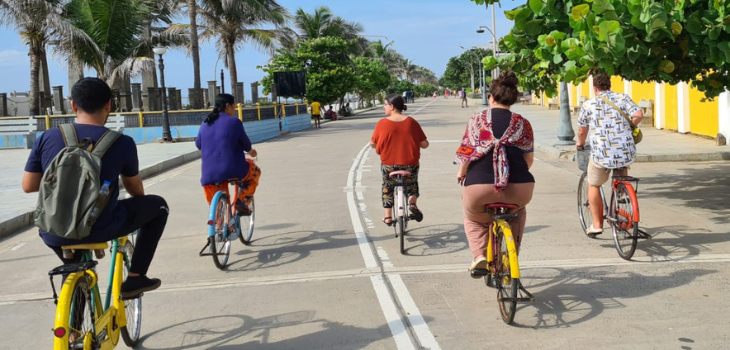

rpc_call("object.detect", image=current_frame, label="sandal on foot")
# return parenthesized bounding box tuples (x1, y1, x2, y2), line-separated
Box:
(408, 204, 423, 222)
(382, 217, 393, 227)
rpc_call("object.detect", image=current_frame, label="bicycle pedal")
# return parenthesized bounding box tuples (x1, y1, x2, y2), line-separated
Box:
(470, 269, 489, 278)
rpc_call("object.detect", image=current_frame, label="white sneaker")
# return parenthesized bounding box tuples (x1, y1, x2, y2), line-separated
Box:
(586, 225, 604, 235)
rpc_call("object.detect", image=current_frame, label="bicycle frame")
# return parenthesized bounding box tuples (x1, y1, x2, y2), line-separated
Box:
(487, 219, 521, 280)
(54, 237, 129, 350)
(206, 184, 244, 240)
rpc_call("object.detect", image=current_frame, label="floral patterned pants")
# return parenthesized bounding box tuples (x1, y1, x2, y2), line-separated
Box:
(381, 164, 420, 208)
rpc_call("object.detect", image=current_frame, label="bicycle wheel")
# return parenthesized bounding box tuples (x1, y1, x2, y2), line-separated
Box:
(211, 194, 231, 269)
(238, 198, 255, 245)
(120, 240, 142, 347)
(56, 274, 101, 350)
(494, 225, 518, 324)
(577, 172, 593, 234)
(611, 183, 639, 260)
(396, 187, 407, 254)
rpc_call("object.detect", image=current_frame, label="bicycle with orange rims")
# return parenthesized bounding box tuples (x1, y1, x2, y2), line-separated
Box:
(577, 146, 650, 260)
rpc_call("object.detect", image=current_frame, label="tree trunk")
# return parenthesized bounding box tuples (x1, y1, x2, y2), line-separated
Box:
(188, 0, 202, 108)
(29, 46, 42, 116)
(227, 42, 238, 98)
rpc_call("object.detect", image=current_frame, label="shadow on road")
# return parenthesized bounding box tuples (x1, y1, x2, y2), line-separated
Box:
(512, 266, 716, 329)
(639, 163, 730, 225)
(225, 230, 355, 272)
(401, 223, 469, 256)
(137, 310, 397, 350)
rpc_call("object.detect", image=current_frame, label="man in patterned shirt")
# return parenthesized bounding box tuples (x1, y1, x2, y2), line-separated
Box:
(575, 73, 643, 235)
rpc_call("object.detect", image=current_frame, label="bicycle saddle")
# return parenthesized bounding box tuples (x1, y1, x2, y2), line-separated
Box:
(389, 170, 412, 178)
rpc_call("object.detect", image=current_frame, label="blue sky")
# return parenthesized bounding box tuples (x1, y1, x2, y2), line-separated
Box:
(0, 0, 525, 98)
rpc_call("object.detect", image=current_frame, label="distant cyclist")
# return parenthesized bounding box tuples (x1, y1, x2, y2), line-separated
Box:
(23, 78, 167, 299)
(196, 94, 261, 215)
(370, 94, 429, 226)
(575, 73, 643, 235)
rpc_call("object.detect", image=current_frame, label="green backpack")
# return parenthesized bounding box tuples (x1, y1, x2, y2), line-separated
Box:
(34, 124, 121, 239)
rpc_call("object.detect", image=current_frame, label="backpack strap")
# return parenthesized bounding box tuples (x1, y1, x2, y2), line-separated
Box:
(91, 130, 122, 158)
(59, 124, 78, 147)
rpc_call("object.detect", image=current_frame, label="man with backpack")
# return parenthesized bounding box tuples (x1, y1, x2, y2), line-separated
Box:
(22, 78, 168, 299)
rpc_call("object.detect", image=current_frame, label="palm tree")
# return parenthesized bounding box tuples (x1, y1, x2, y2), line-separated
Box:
(293, 6, 367, 54)
(399, 58, 419, 83)
(198, 0, 289, 96)
(0, 0, 95, 115)
(367, 40, 404, 76)
(187, 0, 203, 108)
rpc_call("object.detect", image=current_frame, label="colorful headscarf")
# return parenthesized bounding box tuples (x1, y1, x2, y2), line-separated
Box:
(455, 109, 534, 191)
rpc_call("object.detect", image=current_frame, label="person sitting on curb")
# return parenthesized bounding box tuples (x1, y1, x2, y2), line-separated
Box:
(325, 105, 338, 121)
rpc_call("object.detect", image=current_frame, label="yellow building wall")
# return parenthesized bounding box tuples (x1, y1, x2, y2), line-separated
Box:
(664, 84, 679, 131)
(631, 81, 656, 126)
(688, 86, 719, 137)
(581, 81, 590, 98)
(611, 76, 624, 94)
(570, 84, 577, 106)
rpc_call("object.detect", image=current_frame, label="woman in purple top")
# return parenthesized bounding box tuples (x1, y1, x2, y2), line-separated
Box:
(196, 94, 260, 214)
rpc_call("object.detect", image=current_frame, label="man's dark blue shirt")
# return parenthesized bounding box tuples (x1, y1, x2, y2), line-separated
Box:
(25, 123, 139, 247)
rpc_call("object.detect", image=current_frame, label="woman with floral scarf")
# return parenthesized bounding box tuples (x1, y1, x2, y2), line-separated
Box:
(454, 71, 536, 273)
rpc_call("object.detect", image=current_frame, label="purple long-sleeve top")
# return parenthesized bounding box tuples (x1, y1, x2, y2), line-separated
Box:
(195, 112, 253, 186)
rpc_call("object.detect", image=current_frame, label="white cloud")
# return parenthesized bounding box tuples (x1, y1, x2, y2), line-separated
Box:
(0, 50, 26, 67)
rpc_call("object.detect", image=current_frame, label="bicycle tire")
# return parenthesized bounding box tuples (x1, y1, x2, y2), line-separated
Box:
(611, 183, 639, 260)
(55, 274, 100, 350)
(211, 195, 231, 269)
(121, 240, 142, 347)
(577, 172, 592, 234)
(494, 225, 518, 324)
(396, 187, 407, 254)
(238, 198, 255, 245)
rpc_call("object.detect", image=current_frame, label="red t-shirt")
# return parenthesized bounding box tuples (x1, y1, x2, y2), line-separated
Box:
(371, 117, 427, 166)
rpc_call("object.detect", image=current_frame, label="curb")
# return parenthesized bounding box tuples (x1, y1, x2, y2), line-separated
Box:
(0, 148, 202, 240)
(535, 141, 730, 163)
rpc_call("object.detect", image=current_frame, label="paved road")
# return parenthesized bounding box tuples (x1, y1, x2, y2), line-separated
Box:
(1, 98, 729, 349)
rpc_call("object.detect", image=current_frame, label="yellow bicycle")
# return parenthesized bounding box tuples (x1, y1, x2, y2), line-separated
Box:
(470, 203, 534, 324)
(48, 234, 141, 349)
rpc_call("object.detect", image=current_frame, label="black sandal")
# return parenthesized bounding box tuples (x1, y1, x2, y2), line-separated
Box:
(382, 217, 393, 227)
(408, 205, 423, 222)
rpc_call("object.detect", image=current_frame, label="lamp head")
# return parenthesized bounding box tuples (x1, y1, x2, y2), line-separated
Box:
(476, 29, 485, 34)
(152, 46, 167, 56)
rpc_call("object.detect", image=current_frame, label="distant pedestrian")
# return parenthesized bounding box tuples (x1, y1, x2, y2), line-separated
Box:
(310, 100, 322, 129)
(461, 88, 468, 108)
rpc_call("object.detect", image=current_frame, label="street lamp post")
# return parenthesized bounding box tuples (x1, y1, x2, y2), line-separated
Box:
(477, 4, 498, 106)
(153, 45, 172, 142)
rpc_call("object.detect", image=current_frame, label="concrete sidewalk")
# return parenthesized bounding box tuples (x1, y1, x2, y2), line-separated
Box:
(0, 142, 200, 238)
(467, 100, 730, 163)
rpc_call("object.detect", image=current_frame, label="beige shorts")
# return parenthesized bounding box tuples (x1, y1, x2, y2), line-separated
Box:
(587, 159, 630, 186)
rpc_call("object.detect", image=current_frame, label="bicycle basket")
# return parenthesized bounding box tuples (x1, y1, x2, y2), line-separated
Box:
(576, 146, 591, 172)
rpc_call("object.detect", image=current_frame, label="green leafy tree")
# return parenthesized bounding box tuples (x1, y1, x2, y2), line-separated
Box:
(260, 37, 357, 105)
(475, 0, 730, 99)
(291, 6, 368, 55)
(353, 57, 390, 105)
(440, 48, 492, 90)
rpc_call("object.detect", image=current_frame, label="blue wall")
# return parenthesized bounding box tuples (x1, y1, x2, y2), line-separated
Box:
(0, 114, 312, 149)
(123, 114, 311, 144)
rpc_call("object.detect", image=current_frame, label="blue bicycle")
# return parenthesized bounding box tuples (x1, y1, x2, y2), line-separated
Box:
(199, 159, 256, 270)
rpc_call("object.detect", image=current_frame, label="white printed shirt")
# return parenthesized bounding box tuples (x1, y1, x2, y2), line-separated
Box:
(578, 91, 641, 168)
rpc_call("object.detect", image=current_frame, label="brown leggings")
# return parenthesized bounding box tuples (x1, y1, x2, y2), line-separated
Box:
(462, 182, 534, 259)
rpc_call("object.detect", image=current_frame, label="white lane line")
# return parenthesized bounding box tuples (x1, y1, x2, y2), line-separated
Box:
(348, 141, 442, 350)
(388, 275, 441, 350)
(370, 275, 416, 350)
